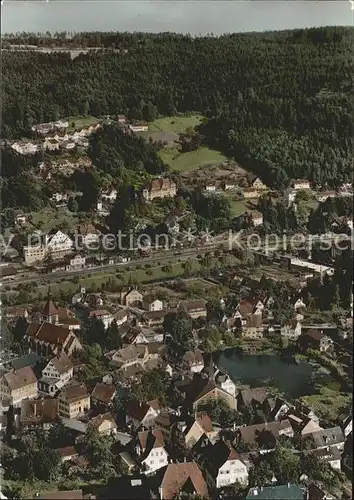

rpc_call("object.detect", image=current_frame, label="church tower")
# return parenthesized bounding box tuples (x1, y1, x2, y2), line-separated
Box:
(41, 286, 59, 324)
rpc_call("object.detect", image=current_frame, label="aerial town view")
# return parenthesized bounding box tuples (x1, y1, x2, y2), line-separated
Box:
(0, 2, 353, 499)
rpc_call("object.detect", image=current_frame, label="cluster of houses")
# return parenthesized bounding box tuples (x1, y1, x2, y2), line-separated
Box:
(11, 123, 101, 156)
(38, 156, 93, 182)
(22, 224, 106, 266)
(285, 180, 353, 207)
(202, 176, 268, 199)
(0, 284, 352, 500)
(10, 115, 151, 158)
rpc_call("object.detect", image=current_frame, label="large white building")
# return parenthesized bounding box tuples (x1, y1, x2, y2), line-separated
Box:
(23, 230, 73, 265)
(38, 352, 74, 396)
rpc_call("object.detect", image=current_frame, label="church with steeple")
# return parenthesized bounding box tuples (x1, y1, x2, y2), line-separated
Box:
(24, 287, 83, 358)
(40, 287, 59, 324)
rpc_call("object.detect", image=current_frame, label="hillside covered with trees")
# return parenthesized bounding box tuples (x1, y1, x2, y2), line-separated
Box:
(2, 27, 353, 189)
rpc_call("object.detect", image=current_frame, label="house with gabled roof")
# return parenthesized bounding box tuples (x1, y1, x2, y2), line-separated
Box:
(179, 299, 207, 319)
(5, 307, 29, 321)
(120, 288, 143, 307)
(58, 383, 90, 419)
(142, 295, 164, 312)
(184, 377, 237, 411)
(261, 397, 291, 422)
(0, 366, 38, 406)
(285, 410, 323, 436)
(89, 412, 117, 436)
(126, 400, 159, 429)
(38, 351, 74, 396)
(179, 413, 220, 449)
(91, 382, 116, 408)
(237, 387, 268, 409)
(89, 309, 114, 329)
(203, 439, 249, 488)
(304, 427, 345, 452)
(76, 223, 101, 248)
(307, 482, 335, 500)
(135, 429, 169, 474)
(142, 178, 177, 202)
(157, 461, 209, 499)
(182, 349, 204, 373)
(311, 446, 342, 470)
(239, 420, 294, 452)
(302, 330, 333, 352)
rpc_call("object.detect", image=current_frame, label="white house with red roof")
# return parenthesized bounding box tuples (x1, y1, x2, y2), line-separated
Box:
(205, 440, 249, 488)
(126, 400, 159, 429)
(89, 310, 114, 329)
(135, 430, 169, 474)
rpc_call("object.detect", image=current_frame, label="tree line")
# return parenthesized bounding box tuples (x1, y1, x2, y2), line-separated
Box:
(3, 27, 353, 190)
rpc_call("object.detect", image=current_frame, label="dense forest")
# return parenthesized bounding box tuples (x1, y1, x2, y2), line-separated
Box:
(2, 27, 353, 190)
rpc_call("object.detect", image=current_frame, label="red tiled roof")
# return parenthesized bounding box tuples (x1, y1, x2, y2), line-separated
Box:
(51, 352, 74, 375)
(59, 383, 88, 403)
(238, 296, 262, 317)
(160, 461, 208, 499)
(240, 387, 268, 407)
(147, 399, 161, 411)
(57, 307, 76, 320)
(3, 366, 37, 391)
(306, 330, 325, 341)
(59, 317, 81, 326)
(126, 400, 152, 422)
(138, 429, 165, 450)
(26, 322, 71, 345)
(42, 299, 58, 317)
(149, 178, 176, 192)
(91, 382, 116, 404)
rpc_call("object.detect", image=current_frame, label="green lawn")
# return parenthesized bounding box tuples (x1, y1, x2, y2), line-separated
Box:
(27, 208, 79, 232)
(228, 198, 249, 217)
(221, 194, 258, 217)
(65, 115, 101, 132)
(149, 113, 204, 133)
(159, 146, 228, 172)
(28, 254, 241, 301)
(300, 384, 352, 422)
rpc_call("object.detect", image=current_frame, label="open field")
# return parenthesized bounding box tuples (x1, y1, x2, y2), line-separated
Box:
(136, 130, 179, 147)
(221, 193, 258, 217)
(149, 114, 204, 133)
(300, 383, 351, 422)
(24, 254, 240, 301)
(26, 208, 80, 232)
(65, 115, 101, 132)
(159, 146, 228, 172)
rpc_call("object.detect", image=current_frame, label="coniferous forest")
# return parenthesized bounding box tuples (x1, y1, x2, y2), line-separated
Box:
(2, 27, 353, 189)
